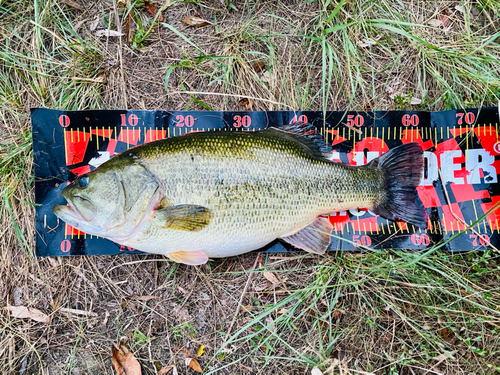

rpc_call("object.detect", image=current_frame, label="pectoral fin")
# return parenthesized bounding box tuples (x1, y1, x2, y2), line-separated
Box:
(155, 204, 212, 232)
(280, 217, 333, 255)
(167, 250, 209, 265)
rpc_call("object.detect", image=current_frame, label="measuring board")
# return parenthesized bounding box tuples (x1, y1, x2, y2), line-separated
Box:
(32, 107, 500, 256)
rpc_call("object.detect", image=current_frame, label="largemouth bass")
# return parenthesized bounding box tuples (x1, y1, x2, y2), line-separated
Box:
(53, 123, 426, 265)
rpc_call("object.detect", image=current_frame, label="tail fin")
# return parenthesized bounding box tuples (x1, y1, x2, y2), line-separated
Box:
(370, 143, 427, 228)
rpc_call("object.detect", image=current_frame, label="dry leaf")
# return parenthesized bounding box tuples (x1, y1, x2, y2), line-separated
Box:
(62, 0, 84, 10)
(311, 367, 324, 375)
(112, 342, 142, 375)
(265, 316, 276, 332)
(59, 307, 97, 317)
(439, 14, 450, 27)
(333, 309, 342, 318)
(238, 98, 253, 110)
(455, 5, 464, 13)
(427, 19, 443, 27)
(159, 365, 176, 374)
(95, 29, 125, 37)
(261, 71, 271, 82)
(263, 271, 280, 285)
(253, 62, 265, 72)
(185, 358, 202, 373)
(181, 16, 211, 27)
(5, 305, 50, 324)
(144, 1, 164, 22)
(357, 36, 380, 48)
(410, 97, 422, 105)
(89, 17, 99, 31)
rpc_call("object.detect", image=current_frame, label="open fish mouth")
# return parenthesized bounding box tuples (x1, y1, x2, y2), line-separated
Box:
(53, 196, 95, 223)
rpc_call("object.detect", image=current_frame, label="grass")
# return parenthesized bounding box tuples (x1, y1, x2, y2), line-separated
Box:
(1, 0, 500, 374)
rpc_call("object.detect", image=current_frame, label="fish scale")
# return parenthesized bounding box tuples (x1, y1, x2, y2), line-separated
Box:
(53, 123, 426, 264)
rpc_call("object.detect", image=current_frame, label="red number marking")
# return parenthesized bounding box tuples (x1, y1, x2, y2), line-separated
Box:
(470, 234, 488, 246)
(411, 233, 430, 246)
(233, 115, 242, 128)
(402, 114, 419, 126)
(479, 234, 489, 246)
(354, 115, 364, 127)
(175, 115, 185, 127)
(421, 233, 430, 246)
(128, 114, 138, 126)
(121, 114, 139, 126)
(60, 240, 71, 252)
(361, 235, 371, 247)
(456, 112, 475, 125)
(242, 115, 251, 128)
(290, 115, 308, 124)
(346, 114, 365, 127)
(185, 115, 194, 127)
(59, 115, 70, 127)
(353, 235, 371, 247)
(464, 112, 475, 125)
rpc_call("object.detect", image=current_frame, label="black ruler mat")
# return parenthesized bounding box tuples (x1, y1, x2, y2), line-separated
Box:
(32, 108, 500, 256)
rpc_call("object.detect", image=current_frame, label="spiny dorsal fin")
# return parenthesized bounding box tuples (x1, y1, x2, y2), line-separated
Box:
(155, 204, 212, 232)
(268, 122, 332, 158)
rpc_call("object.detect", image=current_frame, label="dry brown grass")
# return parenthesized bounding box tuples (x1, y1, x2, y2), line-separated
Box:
(1, 0, 500, 374)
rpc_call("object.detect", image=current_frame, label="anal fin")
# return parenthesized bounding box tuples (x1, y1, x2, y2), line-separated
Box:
(167, 250, 209, 265)
(280, 217, 333, 255)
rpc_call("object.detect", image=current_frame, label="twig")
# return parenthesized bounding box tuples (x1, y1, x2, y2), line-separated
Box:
(221, 253, 260, 349)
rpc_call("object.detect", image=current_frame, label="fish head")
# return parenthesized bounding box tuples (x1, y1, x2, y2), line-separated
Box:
(53, 157, 160, 239)
(53, 169, 128, 236)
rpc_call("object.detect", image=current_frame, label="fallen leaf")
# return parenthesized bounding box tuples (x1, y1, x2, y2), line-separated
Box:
(185, 358, 202, 373)
(242, 304, 253, 313)
(263, 271, 281, 285)
(410, 97, 422, 105)
(357, 36, 380, 48)
(159, 365, 176, 374)
(238, 98, 253, 110)
(265, 315, 276, 332)
(59, 307, 97, 317)
(5, 305, 50, 324)
(253, 62, 265, 72)
(197, 345, 205, 356)
(433, 352, 455, 362)
(62, 0, 83, 11)
(112, 342, 142, 375)
(427, 19, 443, 27)
(311, 367, 324, 375)
(261, 71, 271, 82)
(95, 29, 125, 37)
(455, 5, 464, 13)
(438, 14, 450, 27)
(144, 1, 164, 22)
(333, 309, 342, 318)
(89, 17, 99, 31)
(439, 327, 454, 340)
(181, 16, 212, 27)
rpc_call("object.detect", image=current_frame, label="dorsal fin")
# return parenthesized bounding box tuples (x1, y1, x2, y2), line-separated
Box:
(268, 122, 332, 158)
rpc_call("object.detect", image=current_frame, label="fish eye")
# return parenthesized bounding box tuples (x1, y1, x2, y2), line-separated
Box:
(78, 176, 90, 188)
